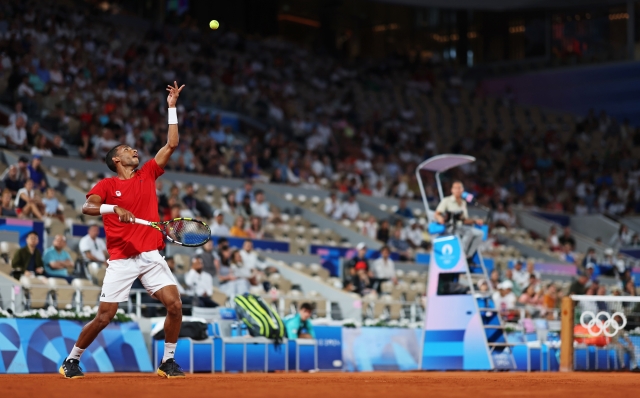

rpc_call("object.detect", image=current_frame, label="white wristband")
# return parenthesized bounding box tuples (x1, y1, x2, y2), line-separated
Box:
(100, 204, 117, 215)
(168, 107, 178, 125)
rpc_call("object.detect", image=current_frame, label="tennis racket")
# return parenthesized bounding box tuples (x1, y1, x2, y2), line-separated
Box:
(134, 217, 211, 247)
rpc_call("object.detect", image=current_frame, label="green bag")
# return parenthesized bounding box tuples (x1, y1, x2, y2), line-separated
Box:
(234, 293, 285, 344)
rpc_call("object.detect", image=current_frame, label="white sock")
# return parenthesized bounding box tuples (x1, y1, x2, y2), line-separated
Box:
(68, 345, 85, 361)
(163, 342, 177, 363)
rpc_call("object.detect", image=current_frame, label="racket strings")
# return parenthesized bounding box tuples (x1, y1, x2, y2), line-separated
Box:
(166, 220, 211, 245)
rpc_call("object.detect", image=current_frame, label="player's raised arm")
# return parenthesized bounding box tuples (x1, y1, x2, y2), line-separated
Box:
(155, 81, 185, 169)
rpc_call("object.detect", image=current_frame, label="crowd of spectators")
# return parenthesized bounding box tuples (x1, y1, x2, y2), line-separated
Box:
(1, 0, 640, 229)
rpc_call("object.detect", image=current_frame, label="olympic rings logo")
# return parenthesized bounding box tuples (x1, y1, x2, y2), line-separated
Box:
(580, 311, 627, 337)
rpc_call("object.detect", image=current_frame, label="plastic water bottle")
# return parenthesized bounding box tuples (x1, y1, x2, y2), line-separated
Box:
(240, 322, 248, 336)
(231, 322, 238, 337)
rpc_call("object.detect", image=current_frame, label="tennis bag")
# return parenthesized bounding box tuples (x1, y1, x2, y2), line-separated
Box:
(234, 293, 285, 344)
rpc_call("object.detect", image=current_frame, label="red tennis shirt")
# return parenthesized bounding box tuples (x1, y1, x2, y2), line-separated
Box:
(87, 159, 165, 260)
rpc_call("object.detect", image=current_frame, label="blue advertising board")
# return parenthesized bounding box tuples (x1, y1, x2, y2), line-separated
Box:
(0, 319, 152, 373)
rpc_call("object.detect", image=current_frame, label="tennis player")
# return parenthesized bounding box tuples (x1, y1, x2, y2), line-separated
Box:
(59, 82, 187, 379)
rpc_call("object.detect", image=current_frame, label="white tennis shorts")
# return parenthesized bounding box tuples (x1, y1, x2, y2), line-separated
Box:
(100, 250, 176, 302)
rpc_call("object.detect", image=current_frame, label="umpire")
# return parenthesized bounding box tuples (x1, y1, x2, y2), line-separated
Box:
(434, 181, 484, 261)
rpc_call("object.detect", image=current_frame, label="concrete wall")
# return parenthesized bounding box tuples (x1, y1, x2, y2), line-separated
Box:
(570, 215, 619, 243)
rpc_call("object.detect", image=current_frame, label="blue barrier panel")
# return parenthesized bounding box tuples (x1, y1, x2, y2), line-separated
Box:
(315, 326, 343, 370)
(211, 236, 289, 253)
(72, 224, 106, 238)
(343, 327, 422, 372)
(0, 218, 44, 251)
(0, 319, 152, 373)
(310, 246, 400, 277)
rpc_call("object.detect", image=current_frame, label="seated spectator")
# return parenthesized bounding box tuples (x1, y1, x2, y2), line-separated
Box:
(230, 248, 261, 287)
(492, 280, 517, 315)
(43, 234, 75, 282)
(340, 194, 360, 220)
(221, 191, 239, 215)
(247, 216, 269, 240)
(15, 156, 30, 182)
(250, 190, 271, 220)
(50, 135, 69, 157)
(518, 284, 543, 307)
(184, 256, 217, 308)
(630, 234, 640, 247)
(388, 228, 412, 261)
(194, 240, 218, 279)
(9, 102, 28, 126)
(27, 155, 48, 191)
(182, 183, 212, 219)
(345, 243, 372, 295)
(476, 279, 490, 294)
(15, 179, 44, 220)
(240, 240, 276, 276)
(3, 165, 23, 196)
(542, 283, 559, 313)
(210, 210, 230, 236)
(236, 180, 255, 202)
(3, 115, 28, 150)
(31, 135, 52, 157)
(582, 247, 598, 270)
(547, 225, 561, 251)
(492, 203, 515, 228)
(609, 224, 632, 250)
(569, 274, 589, 295)
(94, 128, 120, 159)
(324, 192, 342, 219)
(42, 187, 64, 222)
(403, 219, 425, 249)
(371, 246, 397, 289)
(504, 269, 522, 297)
(525, 259, 541, 280)
(558, 226, 576, 248)
(238, 194, 253, 218)
(360, 215, 378, 240)
(395, 197, 414, 218)
(284, 302, 316, 340)
(11, 231, 44, 278)
(376, 219, 391, 243)
(558, 243, 577, 264)
(489, 269, 501, 290)
(230, 216, 250, 238)
(0, 189, 17, 217)
(79, 225, 108, 267)
(217, 247, 250, 297)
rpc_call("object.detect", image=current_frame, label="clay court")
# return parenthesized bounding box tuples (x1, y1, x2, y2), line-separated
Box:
(2, 372, 639, 397)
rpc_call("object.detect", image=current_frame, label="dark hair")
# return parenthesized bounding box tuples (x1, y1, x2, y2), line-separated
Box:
(255, 189, 264, 195)
(299, 302, 313, 312)
(218, 237, 229, 245)
(380, 245, 390, 253)
(26, 230, 39, 238)
(105, 144, 125, 172)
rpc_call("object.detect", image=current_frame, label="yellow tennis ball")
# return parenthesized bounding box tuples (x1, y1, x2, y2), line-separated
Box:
(209, 20, 219, 30)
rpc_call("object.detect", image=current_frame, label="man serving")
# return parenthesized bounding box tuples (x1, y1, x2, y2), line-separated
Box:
(434, 180, 484, 261)
(59, 82, 186, 379)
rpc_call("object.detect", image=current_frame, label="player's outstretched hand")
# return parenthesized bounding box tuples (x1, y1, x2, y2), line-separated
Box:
(166, 81, 185, 108)
(114, 206, 135, 224)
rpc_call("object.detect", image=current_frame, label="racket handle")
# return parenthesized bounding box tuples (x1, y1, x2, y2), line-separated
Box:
(134, 218, 152, 226)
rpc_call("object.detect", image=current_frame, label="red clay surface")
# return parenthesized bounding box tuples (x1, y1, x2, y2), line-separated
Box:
(1, 372, 639, 397)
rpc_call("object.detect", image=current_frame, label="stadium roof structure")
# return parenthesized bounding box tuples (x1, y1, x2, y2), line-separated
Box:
(372, 0, 625, 10)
